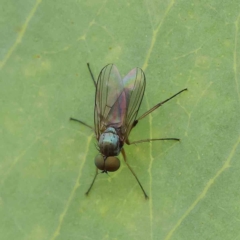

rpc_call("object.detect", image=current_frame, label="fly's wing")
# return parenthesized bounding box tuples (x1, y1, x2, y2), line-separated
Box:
(94, 64, 127, 139)
(122, 67, 146, 139)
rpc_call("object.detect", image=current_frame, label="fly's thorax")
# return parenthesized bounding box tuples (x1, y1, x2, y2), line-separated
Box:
(99, 127, 121, 156)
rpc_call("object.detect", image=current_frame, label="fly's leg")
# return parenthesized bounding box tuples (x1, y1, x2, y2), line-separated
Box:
(121, 148, 148, 199)
(126, 138, 179, 145)
(132, 88, 187, 129)
(87, 63, 97, 87)
(69, 118, 94, 131)
(137, 88, 187, 121)
(70, 115, 96, 195)
(70, 63, 97, 129)
(126, 88, 187, 144)
(85, 167, 99, 195)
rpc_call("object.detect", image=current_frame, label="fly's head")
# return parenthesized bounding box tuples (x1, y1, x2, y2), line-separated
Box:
(95, 127, 121, 173)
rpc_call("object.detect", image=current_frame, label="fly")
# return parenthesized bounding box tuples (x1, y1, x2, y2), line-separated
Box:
(70, 63, 187, 199)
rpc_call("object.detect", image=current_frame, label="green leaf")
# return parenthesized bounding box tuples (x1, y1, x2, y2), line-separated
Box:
(1, 0, 240, 239)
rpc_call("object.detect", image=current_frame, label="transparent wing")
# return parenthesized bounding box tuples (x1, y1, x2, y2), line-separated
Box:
(122, 67, 146, 138)
(94, 64, 126, 139)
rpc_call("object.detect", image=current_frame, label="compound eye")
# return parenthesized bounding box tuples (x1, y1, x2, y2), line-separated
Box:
(105, 156, 120, 172)
(94, 155, 105, 171)
(94, 155, 120, 172)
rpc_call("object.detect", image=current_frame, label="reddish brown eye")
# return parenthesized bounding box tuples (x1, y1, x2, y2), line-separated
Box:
(94, 155, 120, 172)
(95, 155, 105, 170)
(105, 156, 120, 172)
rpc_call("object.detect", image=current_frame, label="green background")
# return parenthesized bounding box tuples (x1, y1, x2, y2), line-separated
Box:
(1, 0, 240, 239)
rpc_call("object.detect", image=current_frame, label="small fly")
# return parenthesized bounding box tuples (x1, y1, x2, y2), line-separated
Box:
(71, 63, 187, 199)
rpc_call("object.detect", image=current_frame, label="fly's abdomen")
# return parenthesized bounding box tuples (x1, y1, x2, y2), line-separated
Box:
(99, 127, 120, 156)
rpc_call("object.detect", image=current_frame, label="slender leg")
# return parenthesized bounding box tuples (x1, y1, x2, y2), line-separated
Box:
(121, 148, 148, 199)
(87, 63, 97, 88)
(85, 167, 99, 195)
(130, 88, 187, 130)
(126, 137, 179, 145)
(137, 88, 187, 121)
(69, 117, 94, 131)
(125, 88, 187, 144)
(70, 63, 96, 130)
